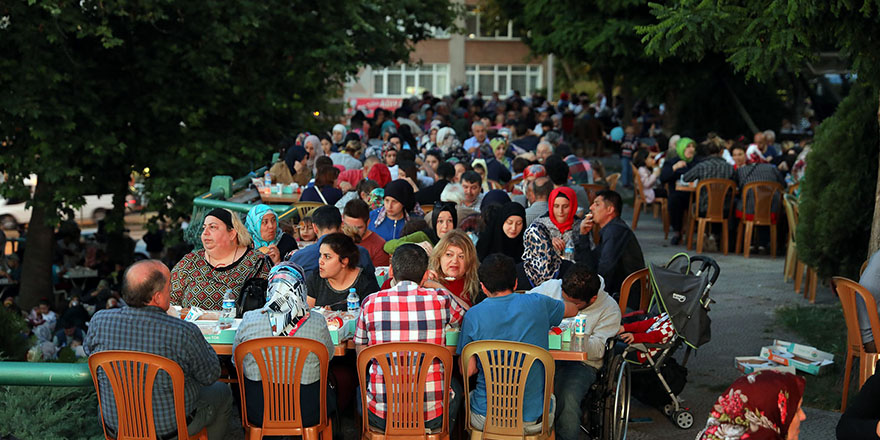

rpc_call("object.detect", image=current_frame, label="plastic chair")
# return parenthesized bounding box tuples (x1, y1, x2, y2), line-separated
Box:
(630, 164, 669, 239)
(782, 195, 798, 283)
(88, 350, 208, 440)
(294, 202, 326, 219)
(357, 342, 453, 440)
(860, 352, 879, 390)
(618, 268, 650, 314)
(685, 179, 735, 254)
(233, 337, 333, 440)
(580, 184, 605, 206)
(784, 195, 818, 302)
(606, 173, 621, 191)
(831, 277, 880, 411)
(421, 204, 434, 214)
(460, 340, 555, 440)
(735, 181, 783, 258)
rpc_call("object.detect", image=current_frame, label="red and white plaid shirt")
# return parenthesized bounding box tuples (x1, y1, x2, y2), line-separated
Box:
(355, 281, 465, 420)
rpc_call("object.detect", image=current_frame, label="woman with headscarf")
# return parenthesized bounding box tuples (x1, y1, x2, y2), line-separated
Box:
(170, 208, 271, 310)
(281, 144, 312, 186)
(366, 162, 391, 189)
(436, 126, 462, 158)
(431, 202, 458, 240)
(476, 202, 525, 263)
(233, 262, 336, 429)
(368, 180, 416, 241)
(303, 134, 325, 175)
(516, 222, 573, 290)
(331, 124, 348, 151)
(696, 371, 806, 440)
(245, 204, 298, 265)
(660, 137, 696, 245)
(532, 186, 579, 257)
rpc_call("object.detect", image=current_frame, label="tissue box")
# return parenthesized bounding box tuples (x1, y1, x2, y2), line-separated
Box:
(548, 333, 562, 350)
(759, 340, 834, 375)
(197, 320, 240, 344)
(735, 356, 795, 375)
(446, 330, 460, 346)
(561, 328, 572, 343)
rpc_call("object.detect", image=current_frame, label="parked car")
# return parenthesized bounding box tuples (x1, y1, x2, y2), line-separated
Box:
(0, 176, 115, 230)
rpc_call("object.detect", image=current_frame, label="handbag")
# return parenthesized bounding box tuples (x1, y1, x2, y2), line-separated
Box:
(235, 256, 269, 318)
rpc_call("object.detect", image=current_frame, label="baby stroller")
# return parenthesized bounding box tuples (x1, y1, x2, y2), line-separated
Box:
(623, 253, 719, 429)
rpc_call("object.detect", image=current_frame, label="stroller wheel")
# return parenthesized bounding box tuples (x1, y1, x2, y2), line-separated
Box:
(672, 410, 694, 429)
(662, 403, 675, 417)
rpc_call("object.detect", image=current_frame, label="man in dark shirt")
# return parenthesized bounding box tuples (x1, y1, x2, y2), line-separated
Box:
(417, 161, 455, 206)
(290, 205, 376, 277)
(85, 260, 232, 439)
(574, 190, 646, 311)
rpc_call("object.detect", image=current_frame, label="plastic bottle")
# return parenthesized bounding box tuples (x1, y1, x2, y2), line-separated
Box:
(347, 288, 360, 313)
(220, 289, 235, 329)
(263, 171, 272, 188)
(564, 237, 575, 261)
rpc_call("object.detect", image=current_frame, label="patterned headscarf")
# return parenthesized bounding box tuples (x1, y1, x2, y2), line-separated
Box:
(522, 222, 562, 287)
(368, 188, 384, 210)
(263, 262, 310, 336)
(245, 204, 281, 249)
(697, 371, 805, 440)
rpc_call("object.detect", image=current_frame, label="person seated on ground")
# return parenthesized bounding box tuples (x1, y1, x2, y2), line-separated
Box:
(234, 262, 336, 428)
(544, 154, 590, 212)
(574, 190, 645, 310)
(431, 201, 458, 240)
(660, 137, 696, 245)
(28, 298, 58, 330)
(246, 204, 298, 265)
(633, 148, 666, 203)
(525, 176, 552, 226)
(457, 254, 578, 435)
(428, 230, 483, 308)
(551, 264, 622, 440)
(355, 244, 465, 432)
(459, 171, 485, 211)
(86, 260, 233, 440)
(343, 199, 389, 267)
(306, 233, 379, 311)
(517, 222, 574, 291)
(53, 318, 85, 358)
(300, 165, 343, 205)
(289, 205, 375, 276)
(476, 202, 526, 263)
(368, 179, 417, 241)
(417, 161, 455, 206)
(60, 296, 90, 331)
(837, 363, 880, 439)
(697, 371, 806, 440)
(170, 208, 270, 310)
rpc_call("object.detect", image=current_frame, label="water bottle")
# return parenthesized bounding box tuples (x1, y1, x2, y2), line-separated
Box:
(263, 171, 272, 188)
(564, 237, 575, 261)
(220, 289, 235, 329)
(346, 288, 360, 313)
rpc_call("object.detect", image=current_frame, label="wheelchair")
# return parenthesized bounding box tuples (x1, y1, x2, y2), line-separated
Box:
(580, 338, 631, 440)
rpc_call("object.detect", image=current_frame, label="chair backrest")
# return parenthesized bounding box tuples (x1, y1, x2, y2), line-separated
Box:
(460, 340, 555, 438)
(88, 350, 190, 440)
(694, 179, 736, 220)
(740, 181, 783, 225)
(421, 204, 434, 214)
(294, 202, 325, 219)
(783, 194, 798, 243)
(357, 342, 453, 437)
(606, 173, 621, 191)
(580, 184, 606, 206)
(630, 164, 645, 202)
(832, 277, 880, 355)
(233, 337, 330, 432)
(861, 260, 869, 278)
(618, 268, 650, 314)
(786, 182, 799, 195)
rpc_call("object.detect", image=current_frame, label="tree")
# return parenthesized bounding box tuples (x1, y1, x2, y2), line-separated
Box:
(639, 0, 880, 274)
(0, 0, 456, 309)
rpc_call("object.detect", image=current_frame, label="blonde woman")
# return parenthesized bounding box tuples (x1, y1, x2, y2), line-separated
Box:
(170, 208, 271, 310)
(428, 229, 482, 308)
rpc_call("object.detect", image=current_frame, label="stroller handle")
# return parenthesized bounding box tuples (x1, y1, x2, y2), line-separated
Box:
(689, 255, 720, 285)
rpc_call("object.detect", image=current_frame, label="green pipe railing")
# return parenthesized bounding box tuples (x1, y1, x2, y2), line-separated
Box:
(0, 362, 92, 387)
(191, 198, 292, 216)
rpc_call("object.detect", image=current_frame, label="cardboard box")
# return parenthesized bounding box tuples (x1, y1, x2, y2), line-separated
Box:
(735, 356, 796, 375)
(759, 340, 834, 375)
(548, 333, 562, 350)
(197, 319, 241, 344)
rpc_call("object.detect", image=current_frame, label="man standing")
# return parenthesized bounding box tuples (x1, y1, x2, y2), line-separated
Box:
(575, 190, 646, 310)
(525, 177, 552, 226)
(355, 244, 465, 431)
(85, 260, 232, 440)
(290, 205, 375, 276)
(460, 171, 484, 211)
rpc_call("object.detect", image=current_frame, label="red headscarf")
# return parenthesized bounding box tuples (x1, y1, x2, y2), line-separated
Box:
(336, 168, 362, 189)
(367, 163, 391, 188)
(548, 186, 578, 234)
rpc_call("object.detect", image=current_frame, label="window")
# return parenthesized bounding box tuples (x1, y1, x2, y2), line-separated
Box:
(465, 6, 515, 40)
(464, 65, 543, 97)
(372, 64, 451, 97)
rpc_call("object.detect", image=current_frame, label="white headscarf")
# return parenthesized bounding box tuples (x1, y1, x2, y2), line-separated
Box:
(332, 124, 347, 141)
(263, 262, 309, 336)
(304, 135, 324, 174)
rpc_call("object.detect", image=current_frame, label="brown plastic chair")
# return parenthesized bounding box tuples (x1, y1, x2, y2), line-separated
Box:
(606, 173, 621, 191)
(860, 352, 879, 390)
(460, 340, 555, 440)
(784, 195, 817, 302)
(88, 351, 208, 440)
(618, 268, 650, 314)
(786, 182, 799, 195)
(782, 195, 798, 283)
(630, 164, 669, 239)
(831, 277, 880, 411)
(861, 260, 869, 277)
(421, 205, 434, 214)
(685, 179, 735, 254)
(580, 183, 605, 206)
(234, 337, 333, 440)
(357, 342, 453, 440)
(735, 181, 784, 258)
(294, 202, 326, 219)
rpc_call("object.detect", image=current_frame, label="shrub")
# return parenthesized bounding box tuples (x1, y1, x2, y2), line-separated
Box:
(0, 386, 103, 440)
(0, 306, 32, 361)
(798, 83, 879, 278)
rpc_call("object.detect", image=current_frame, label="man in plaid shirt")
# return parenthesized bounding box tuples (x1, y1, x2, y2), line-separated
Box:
(85, 260, 232, 440)
(355, 244, 465, 431)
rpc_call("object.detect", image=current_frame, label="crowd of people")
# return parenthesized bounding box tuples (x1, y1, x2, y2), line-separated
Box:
(2, 88, 858, 440)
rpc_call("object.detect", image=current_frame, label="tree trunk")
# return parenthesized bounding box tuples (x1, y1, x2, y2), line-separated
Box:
(621, 76, 634, 127)
(869, 90, 880, 256)
(18, 179, 55, 310)
(599, 68, 615, 107)
(560, 59, 576, 87)
(106, 169, 133, 266)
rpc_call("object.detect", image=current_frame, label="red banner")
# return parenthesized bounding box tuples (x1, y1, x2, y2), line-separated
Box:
(346, 98, 403, 116)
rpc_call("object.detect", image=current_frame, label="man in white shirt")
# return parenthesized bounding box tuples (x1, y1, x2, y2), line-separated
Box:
(463, 121, 490, 157)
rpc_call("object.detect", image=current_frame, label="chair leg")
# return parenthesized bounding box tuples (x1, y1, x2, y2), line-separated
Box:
(653, 203, 660, 218)
(795, 260, 804, 294)
(735, 222, 744, 255)
(842, 349, 854, 412)
(808, 268, 818, 303)
(686, 211, 696, 250)
(722, 220, 729, 255)
(696, 220, 707, 254)
(632, 199, 642, 230)
(770, 225, 777, 258)
(662, 201, 670, 239)
(247, 427, 261, 440)
(743, 222, 754, 258)
(784, 241, 795, 282)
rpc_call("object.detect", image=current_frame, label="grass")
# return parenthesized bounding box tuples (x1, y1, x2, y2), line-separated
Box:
(774, 304, 848, 411)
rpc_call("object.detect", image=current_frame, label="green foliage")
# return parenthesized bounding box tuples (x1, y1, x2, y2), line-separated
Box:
(798, 84, 878, 278)
(0, 385, 103, 440)
(0, 306, 32, 361)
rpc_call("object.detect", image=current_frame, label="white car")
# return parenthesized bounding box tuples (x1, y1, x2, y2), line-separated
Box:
(0, 176, 114, 230)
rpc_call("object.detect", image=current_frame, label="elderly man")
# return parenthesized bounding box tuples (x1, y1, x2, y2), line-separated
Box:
(525, 177, 552, 226)
(536, 141, 555, 164)
(85, 260, 232, 440)
(463, 121, 491, 158)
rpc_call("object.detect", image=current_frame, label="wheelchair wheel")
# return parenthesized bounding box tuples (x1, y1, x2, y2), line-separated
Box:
(602, 355, 631, 440)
